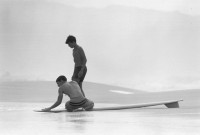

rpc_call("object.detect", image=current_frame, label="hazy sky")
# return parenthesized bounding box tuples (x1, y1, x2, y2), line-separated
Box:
(48, 0, 200, 15)
(1, 0, 200, 91)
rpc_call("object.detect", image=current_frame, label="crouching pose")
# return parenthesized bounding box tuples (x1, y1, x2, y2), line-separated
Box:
(42, 75, 94, 112)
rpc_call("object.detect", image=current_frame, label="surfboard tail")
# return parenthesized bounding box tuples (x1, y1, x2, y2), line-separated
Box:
(164, 100, 183, 108)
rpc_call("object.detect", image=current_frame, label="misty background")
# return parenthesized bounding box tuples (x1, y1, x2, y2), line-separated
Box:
(1, 0, 200, 91)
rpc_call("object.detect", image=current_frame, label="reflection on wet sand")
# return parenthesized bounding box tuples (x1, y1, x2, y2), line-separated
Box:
(66, 112, 94, 132)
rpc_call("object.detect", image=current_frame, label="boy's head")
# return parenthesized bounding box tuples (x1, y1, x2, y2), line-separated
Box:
(56, 75, 67, 87)
(66, 35, 76, 48)
(66, 35, 76, 43)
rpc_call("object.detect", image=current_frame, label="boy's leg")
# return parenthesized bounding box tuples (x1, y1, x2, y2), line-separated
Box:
(65, 101, 80, 112)
(72, 67, 80, 83)
(78, 82, 85, 97)
(72, 66, 87, 97)
(83, 99, 94, 111)
(78, 67, 87, 97)
(65, 101, 73, 112)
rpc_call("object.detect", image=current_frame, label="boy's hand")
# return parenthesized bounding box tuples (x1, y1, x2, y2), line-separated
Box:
(42, 108, 51, 112)
(78, 70, 83, 78)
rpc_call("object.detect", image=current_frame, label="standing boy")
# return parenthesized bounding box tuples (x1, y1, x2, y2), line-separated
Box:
(65, 35, 87, 97)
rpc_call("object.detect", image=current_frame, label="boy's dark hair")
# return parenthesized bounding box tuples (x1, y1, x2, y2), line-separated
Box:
(66, 35, 76, 44)
(56, 75, 67, 82)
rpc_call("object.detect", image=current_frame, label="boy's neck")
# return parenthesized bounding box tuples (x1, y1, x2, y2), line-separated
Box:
(73, 43, 78, 49)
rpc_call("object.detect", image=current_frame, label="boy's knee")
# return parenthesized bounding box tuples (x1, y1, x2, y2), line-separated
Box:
(65, 102, 73, 112)
(84, 101, 94, 111)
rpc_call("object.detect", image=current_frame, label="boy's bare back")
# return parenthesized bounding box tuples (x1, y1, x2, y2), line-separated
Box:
(59, 81, 85, 102)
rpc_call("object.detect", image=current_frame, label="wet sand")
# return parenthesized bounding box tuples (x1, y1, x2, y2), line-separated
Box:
(0, 82, 200, 135)
(0, 102, 200, 135)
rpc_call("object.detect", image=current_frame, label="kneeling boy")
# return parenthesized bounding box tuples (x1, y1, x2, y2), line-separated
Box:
(42, 75, 94, 112)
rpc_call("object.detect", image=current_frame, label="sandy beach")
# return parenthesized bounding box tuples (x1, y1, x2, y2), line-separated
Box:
(0, 81, 200, 135)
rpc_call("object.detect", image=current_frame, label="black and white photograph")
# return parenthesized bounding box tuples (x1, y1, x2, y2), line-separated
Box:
(0, 0, 200, 135)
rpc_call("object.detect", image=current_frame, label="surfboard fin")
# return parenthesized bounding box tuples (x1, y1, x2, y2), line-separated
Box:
(164, 100, 183, 108)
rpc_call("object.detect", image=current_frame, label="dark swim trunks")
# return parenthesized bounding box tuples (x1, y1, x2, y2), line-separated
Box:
(72, 66, 87, 83)
(65, 98, 94, 112)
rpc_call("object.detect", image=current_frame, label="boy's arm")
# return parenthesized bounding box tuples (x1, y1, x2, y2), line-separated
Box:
(78, 47, 87, 77)
(42, 89, 63, 111)
(79, 47, 87, 68)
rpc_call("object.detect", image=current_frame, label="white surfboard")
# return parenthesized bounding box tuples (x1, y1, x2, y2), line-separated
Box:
(34, 99, 183, 113)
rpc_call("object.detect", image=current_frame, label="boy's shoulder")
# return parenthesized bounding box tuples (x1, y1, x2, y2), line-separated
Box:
(59, 82, 68, 90)
(69, 81, 79, 86)
(77, 45, 84, 50)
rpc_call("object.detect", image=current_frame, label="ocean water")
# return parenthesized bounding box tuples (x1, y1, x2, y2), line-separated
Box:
(0, 82, 200, 135)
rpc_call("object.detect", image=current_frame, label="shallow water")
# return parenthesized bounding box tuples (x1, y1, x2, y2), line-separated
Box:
(0, 102, 200, 135)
